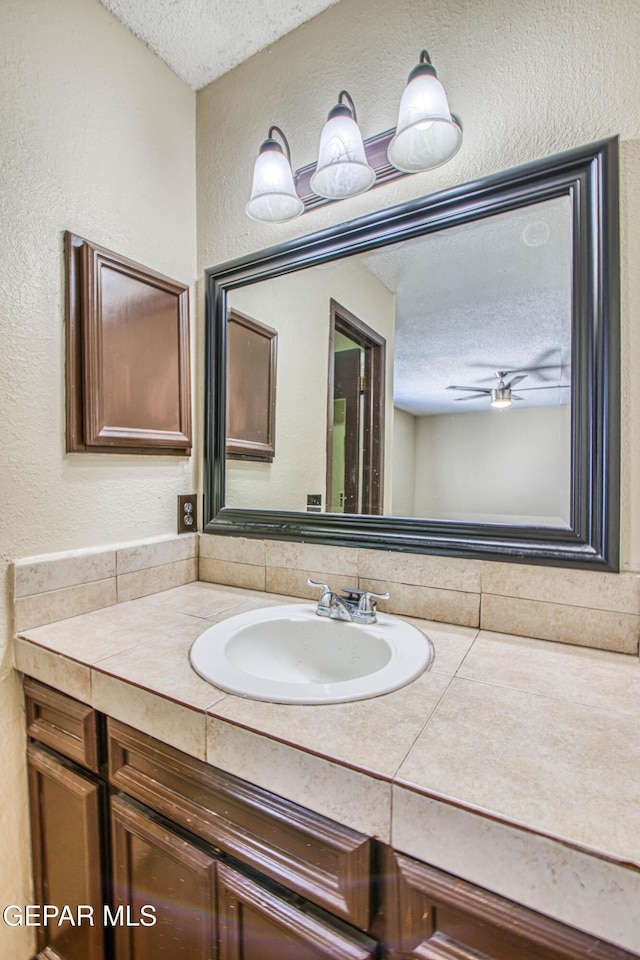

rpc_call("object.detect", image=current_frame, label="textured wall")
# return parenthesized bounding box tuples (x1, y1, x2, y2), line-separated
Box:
(0, 1, 196, 956)
(196, 0, 640, 568)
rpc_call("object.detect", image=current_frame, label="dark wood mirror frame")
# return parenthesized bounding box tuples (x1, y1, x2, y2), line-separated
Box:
(204, 137, 620, 569)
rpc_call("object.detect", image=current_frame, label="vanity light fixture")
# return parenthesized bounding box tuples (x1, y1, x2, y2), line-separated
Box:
(309, 90, 376, 201)
(387, 50, 462, 173)
(246, 126, 304, 223)
(246, 50, 462, 222)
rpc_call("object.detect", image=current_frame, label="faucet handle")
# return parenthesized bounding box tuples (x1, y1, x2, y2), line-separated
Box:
(358, 590, 390, 615)
(307, 579, 333, 602)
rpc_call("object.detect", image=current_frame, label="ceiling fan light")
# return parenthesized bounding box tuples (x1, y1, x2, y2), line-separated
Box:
(491, 386, 512, 409)
(310, 93, 376, 200)
(246, 132, 303, 223)
(388, 52, 462, 173)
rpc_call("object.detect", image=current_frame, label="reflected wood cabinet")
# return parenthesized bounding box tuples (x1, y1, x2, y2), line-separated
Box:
(23, 679, 638, 960)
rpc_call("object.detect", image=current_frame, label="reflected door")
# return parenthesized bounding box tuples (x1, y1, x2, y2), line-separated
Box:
(332, 347, 362, 513)
(326, 301, 385, 515)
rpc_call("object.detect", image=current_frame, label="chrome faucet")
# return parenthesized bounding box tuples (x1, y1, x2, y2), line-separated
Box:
(307, 580, 389, 625)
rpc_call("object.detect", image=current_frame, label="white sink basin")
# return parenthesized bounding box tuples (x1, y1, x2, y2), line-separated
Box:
(189, 604, 434, 704)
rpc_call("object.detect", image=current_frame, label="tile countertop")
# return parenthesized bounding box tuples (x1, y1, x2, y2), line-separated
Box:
(14, 581, 640, 954)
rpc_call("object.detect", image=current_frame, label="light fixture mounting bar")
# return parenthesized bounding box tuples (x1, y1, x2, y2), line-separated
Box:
(294, 127, 406, 211)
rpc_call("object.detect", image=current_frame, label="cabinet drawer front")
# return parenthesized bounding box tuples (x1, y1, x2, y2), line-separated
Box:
(25, 678, 100, 772)
(108, 718, 372, 931)
(387, 851, 636, 960)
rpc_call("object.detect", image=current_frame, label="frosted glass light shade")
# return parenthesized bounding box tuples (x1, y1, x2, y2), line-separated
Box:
(310, 106, 376, 200)
(246, 143, 303, 223)
(388, 69, 462, 173)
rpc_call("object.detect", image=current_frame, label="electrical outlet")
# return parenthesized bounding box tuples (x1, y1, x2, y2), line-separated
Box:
(177, 494, 197, 534)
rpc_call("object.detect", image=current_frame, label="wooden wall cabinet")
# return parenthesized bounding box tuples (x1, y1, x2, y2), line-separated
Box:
(23, 679, 639, 960)
(66, 233, 192, 455)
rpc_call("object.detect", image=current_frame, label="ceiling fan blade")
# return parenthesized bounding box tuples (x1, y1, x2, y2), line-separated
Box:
(447, 385, 491, 394)
(507, 374, 527, 388)
(517, 384, 571, 391)
(469, 355, 567, 384)
(511, 394, 525, 400)
(454, 394, 486, 401)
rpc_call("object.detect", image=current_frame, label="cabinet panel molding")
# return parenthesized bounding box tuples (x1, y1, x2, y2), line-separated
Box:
(108, 719, 371, 930)
(65, 232, 191, 455)
(27, 743, 106, 960)
(110, 794, 216, 960)
(25, 678, 100, 773)
(226, 309, 277, 461)
(217, 861, 376, 960)
(384, 850, 635, 960)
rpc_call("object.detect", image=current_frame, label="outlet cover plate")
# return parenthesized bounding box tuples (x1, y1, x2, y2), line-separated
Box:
(178, 494, 197, 534)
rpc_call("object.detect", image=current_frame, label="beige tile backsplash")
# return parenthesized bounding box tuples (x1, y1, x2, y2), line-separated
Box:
(265, 540, 358, 576)
(480, 594, 639, 654)
(199, 534, 266, 566)
(12, 534, 198, 632)
(117, 557, 198, 602)
(200, 557, 266, 591)
(266, 566, 358, 600)
(14, 579, 117, 633)
(116, 534, 197, 575)
(11, 531, 640, 654)
(14, 547, 116, 598)
(359, 549, 481, 593)
(482, 561, 640, 613)
(204, 534, 640, 655)
(362, 579, 480, 628)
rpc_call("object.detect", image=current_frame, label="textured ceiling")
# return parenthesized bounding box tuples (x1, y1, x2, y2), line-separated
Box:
(362, 195, 572, 415)
(98, 0, 340, 89)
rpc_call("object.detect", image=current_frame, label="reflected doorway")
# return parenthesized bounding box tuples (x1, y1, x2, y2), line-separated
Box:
(326, 300, 385, 514)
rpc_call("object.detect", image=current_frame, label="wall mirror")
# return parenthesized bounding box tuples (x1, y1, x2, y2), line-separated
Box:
(205, 138, 619, 568)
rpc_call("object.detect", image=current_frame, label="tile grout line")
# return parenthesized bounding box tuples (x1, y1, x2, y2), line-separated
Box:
(451, 672, 640, 719)
(388, 673, 456, 782)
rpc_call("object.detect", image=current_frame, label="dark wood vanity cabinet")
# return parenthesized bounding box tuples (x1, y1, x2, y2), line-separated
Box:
(216, 861, 376, 960)
(110, 795, 217, 960)
(378, 844, 635, 960)
(23, 679, 639, 960)
(25, 680, 108, 960)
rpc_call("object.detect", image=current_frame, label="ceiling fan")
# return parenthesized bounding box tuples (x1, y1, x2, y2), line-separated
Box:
(446, 370, 566, 409)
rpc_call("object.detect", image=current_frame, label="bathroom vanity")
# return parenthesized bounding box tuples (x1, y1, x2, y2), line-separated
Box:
(23, 678, 636, 960)
(15, 581, 640, 960)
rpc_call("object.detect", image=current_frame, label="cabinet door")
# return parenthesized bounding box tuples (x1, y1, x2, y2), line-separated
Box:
(111, 795, 216, 960)
(216, 861, 376, 960)
(27, 743, 106, 960)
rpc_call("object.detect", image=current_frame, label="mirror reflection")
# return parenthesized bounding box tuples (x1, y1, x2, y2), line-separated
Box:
(226, 195, 572, 527)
